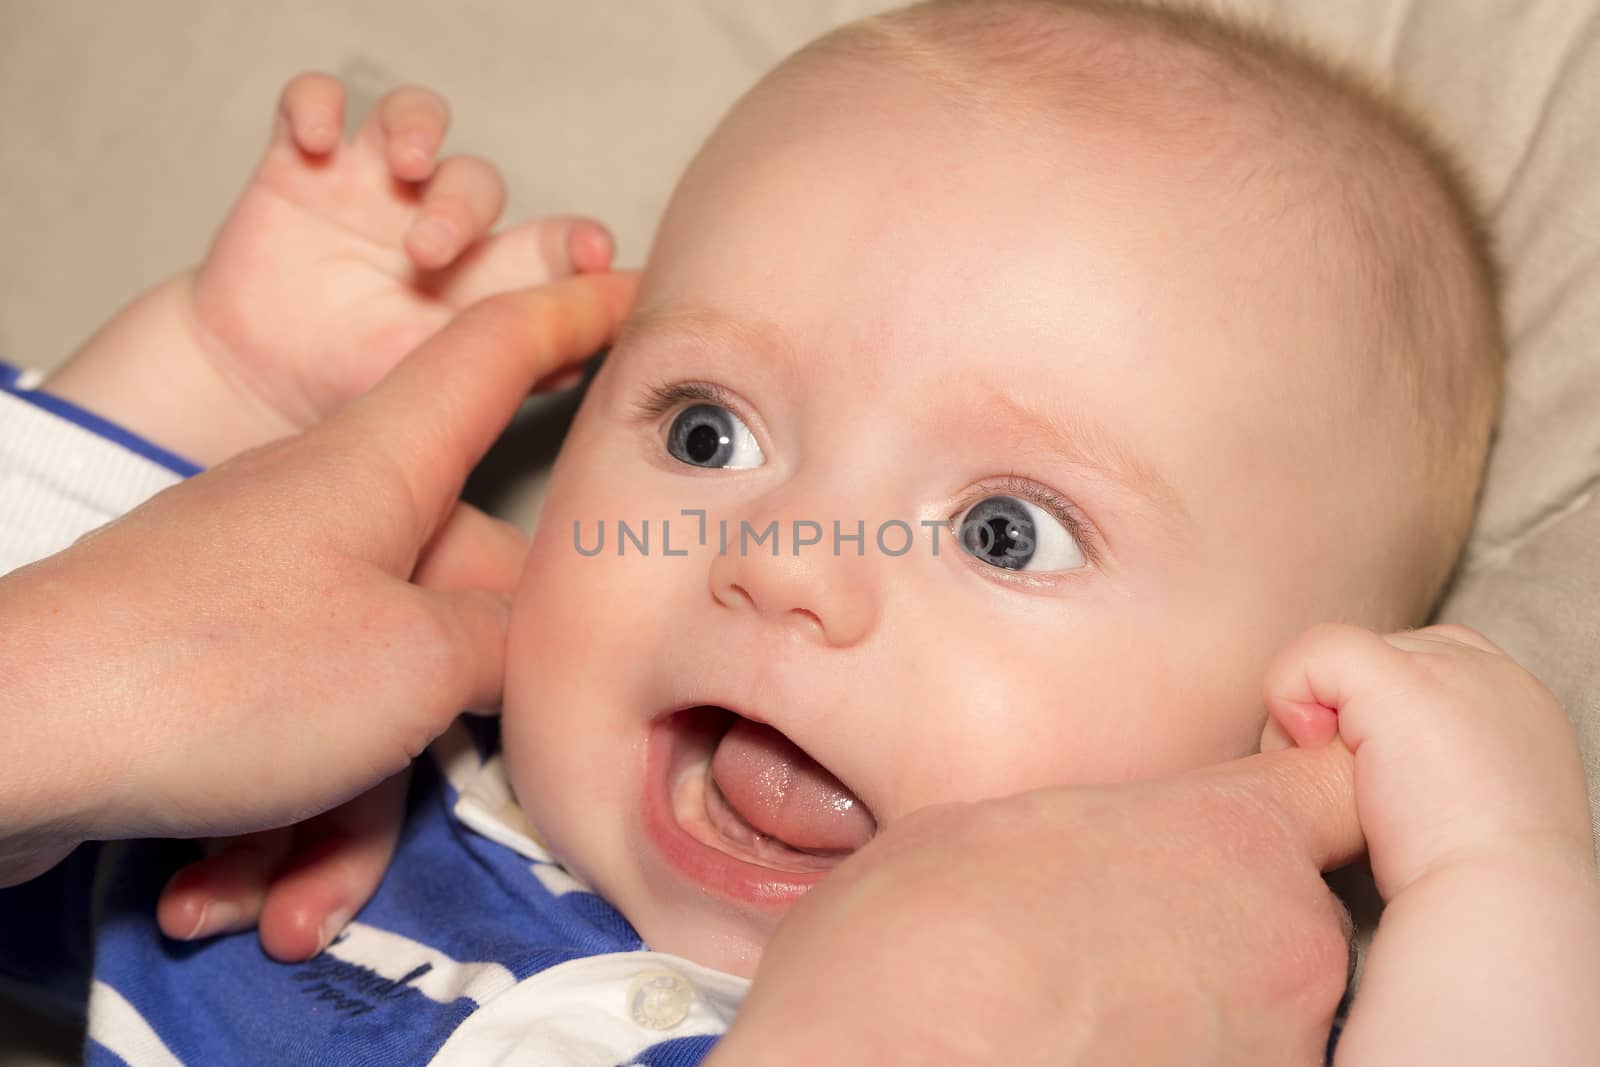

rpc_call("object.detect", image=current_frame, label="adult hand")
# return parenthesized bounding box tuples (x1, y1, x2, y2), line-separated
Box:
(709, 742, 1361, 1067)
(0, 272, 637, 886)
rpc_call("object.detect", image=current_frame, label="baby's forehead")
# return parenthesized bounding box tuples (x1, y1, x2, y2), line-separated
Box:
(646, 94, 1392, 446)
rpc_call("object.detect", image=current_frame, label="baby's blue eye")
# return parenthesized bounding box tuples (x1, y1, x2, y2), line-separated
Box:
(955, 495, 1086, 572)
(666, 403, 765, 469)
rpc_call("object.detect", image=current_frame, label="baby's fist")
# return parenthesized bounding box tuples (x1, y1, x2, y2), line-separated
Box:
(1261, 623, 1592, 900)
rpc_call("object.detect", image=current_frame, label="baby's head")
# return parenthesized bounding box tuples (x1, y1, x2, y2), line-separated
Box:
(502, 0, 1502, 976)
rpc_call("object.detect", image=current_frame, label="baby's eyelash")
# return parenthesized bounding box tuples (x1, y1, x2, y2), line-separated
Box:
(632, 380, 734, 423)
(966, 473, 1104, 568)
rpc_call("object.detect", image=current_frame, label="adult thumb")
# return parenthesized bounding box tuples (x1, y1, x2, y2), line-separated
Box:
(317, 271, 639, 555)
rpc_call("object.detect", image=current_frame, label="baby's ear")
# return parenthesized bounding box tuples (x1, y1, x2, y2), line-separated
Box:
(413, 502, 530, 596)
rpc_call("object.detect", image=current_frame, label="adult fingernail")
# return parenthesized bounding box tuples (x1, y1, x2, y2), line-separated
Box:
(183, 901, 242, 940)
(316, 908, 354, 955)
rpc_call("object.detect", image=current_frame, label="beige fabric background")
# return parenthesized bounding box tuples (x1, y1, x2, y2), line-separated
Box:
(1, 0, 1596, 1061)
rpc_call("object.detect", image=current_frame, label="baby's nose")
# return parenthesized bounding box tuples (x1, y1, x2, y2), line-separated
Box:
(707, 517, 880, 648)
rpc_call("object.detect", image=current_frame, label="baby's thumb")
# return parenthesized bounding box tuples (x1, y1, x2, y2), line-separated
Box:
(430, 216, 616, 307)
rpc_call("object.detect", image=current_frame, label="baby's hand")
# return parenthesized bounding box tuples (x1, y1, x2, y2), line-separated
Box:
(188, 73, 612, 440)
(158, 772, 409, 960)
(1262, 623, 1593, 900)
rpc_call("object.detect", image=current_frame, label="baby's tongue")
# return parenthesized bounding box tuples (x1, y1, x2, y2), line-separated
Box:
(709, 719, 875, 853)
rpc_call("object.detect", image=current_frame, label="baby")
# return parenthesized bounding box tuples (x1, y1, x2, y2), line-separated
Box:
(5, 0, 1596, 1064)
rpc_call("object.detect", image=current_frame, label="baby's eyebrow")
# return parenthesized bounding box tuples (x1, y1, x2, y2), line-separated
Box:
(973, 388, 1190, 526)
(617, 303, 799, 377)
(619, 301, 1187, 526)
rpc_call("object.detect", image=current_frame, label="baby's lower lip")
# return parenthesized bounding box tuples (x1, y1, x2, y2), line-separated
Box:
(640, 708, 835, 909)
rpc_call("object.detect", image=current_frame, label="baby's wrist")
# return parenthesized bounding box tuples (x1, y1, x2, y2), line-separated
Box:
(42, 273, 299, 466)
(1408, 828, 1597, 899)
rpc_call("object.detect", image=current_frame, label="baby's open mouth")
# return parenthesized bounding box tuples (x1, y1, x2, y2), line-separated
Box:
(666, 706, 877, 874)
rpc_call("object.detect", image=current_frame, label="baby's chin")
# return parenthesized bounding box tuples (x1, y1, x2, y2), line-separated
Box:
(585, 810, 791, 979)
(502, 746, 781, 980)
(628, 900, 773, 979)
(541, 829, 782, 979)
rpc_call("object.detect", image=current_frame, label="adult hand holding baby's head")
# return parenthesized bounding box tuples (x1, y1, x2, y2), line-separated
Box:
(0, 272, 636, 887)
(710, 742, 1362, 1067)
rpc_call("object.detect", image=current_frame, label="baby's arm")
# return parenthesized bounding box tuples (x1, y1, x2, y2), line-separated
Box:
(1265, 623, 1600, 1065)
(40, 73, 611, 960)
(46, 74, 611, 466)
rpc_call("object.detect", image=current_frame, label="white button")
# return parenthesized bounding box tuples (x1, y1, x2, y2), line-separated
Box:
(627, 968, 696, 1030)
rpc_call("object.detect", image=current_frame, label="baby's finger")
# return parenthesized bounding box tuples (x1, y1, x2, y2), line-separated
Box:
(360, 84, 452, 183)
(568, 219, 616, 274)
(1262, 622, 1407, 751)
(405, 155, 507, 271)
(427, 216, 616, 307)
(257, 774, 409, 962)
(156, 828, 295, 941)
(276, 72, 344, 156)
(1386, 622, 1506, 658)
(413, 502, 528, 596)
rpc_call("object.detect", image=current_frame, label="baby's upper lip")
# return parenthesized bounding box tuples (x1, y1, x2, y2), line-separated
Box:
(652, 694, 770, 729)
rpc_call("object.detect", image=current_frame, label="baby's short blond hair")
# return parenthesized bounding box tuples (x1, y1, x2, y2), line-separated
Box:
(795, 0, 1505, 624)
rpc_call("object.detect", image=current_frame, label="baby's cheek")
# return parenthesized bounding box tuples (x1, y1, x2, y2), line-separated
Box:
(1118, 631, 1278, 772)
(498, 721, 617, 902)
(501, 505, 655, 774)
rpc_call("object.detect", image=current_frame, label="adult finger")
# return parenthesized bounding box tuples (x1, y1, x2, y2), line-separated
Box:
(319, 271, 638, 552)
(410, 506, 525, 713)
(398, 584, 513, 714)
(412, 502, 527, 595)
(1194, 741, 1363, 873)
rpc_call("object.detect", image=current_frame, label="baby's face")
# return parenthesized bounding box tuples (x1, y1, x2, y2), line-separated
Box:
(502, 67, 1416, 976)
